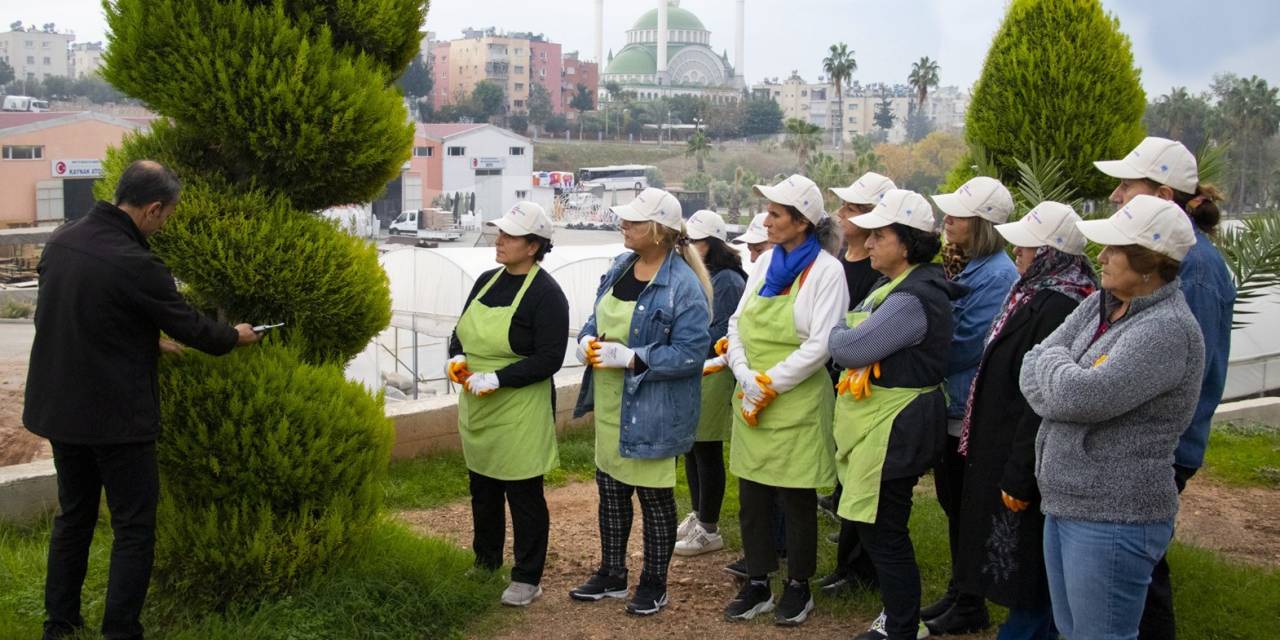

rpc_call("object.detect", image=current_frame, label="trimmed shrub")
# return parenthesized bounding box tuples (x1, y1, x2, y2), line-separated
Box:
(963, 0, 1145, 198)
(155, 344, 393, 602)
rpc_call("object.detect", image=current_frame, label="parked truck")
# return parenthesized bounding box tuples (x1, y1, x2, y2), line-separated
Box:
(2, 95, 51, 112)
(387, 208, 464, 244)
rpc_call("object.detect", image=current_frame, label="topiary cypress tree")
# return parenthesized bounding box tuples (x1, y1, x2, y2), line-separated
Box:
(962, 0, 1146, 198)
(95, 0, 425, 602)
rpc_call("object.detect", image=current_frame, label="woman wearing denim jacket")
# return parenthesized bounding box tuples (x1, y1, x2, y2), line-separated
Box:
(721, 175, 849, 627)
(568, 188, 712, 617)
(1021, 195, 1204, 640)
(923, 176, 1019, 633)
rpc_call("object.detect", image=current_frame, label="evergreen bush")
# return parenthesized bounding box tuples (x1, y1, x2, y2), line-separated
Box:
(154, 345, 393, 601)
(97, 0, 421, 604)
(962, 0, 1145, 198)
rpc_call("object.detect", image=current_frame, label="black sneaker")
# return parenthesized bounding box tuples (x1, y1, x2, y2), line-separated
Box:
(774, 579, 814, 626)
(625, 582, 668, 616)
(724, 580, 774, 621)
(817, 571, 851, 595)
(920, 586, 957, 620)
(569, 569, 628, 601)
(722, 557, 748, 579)
(924, 597, 989, 635)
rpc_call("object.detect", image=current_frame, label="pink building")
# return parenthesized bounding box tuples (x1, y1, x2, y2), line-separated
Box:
(429, 41, 451, 108)
(0, 112, 151, 227)
(528, 40, 563, 114)
(561, 53, 599, 115)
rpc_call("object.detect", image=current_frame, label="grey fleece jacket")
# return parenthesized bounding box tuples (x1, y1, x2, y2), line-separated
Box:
(1020, 279, 1205, 524)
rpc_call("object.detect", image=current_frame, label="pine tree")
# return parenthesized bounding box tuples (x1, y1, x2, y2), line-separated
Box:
(963, 0, 1145, 198)
(95, 0, 425, 603)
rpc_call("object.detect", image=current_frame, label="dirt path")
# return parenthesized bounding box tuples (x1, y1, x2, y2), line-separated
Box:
(0, 358, 45, 466)
(1176, 477, 1280, 566)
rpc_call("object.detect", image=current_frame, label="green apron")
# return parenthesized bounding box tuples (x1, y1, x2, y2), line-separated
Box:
(728, 274, 835, 488)
(833, 266, 935, 523)
(695, 367, 735, 442)
(456, 265, 559, 481)
(592, 287, 677, 488)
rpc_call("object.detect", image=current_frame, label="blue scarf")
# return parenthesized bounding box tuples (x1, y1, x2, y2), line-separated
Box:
(761, 234, 821, 297)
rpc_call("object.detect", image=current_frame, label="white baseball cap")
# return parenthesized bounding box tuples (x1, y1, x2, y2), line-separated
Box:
(995, 201, 1087, 255)
(932, 176, 1015, 223)
(753, 174, 826, 225)
(489, 201, 554, 239)
(853, 189, 938, 234)
(831, 172, 897, 205)
(732, 212, 770, 245)
(686, 209, 726, 241)
(1075, 194, 1196, 261)
(611, 187, 684, 231)
(1094, 136, 1198, 195)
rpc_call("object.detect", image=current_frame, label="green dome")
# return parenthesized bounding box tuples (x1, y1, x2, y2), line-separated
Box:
(630, 4, 707, 32)
(604, 45, 656, 75)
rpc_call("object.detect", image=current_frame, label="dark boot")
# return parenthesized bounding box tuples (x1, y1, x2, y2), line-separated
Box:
(925, 592, 990, 636)
(920, 584, 958, 621)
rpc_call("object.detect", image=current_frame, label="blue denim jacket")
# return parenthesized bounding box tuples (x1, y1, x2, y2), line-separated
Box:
(946, 251, 1017, 418)
(1176, 230, 1236, 469)
(573, 250, 711, 459)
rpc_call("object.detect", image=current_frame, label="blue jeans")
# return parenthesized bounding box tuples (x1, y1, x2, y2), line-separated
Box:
(998, 604, 1057, 640)
(1043, 514, 1174, 640)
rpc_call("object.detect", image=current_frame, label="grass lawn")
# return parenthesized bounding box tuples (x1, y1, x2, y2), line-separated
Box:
(1201, 422, 1280, 488)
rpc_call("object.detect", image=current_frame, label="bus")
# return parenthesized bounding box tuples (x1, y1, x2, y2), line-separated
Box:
(577, 165, 653, 192)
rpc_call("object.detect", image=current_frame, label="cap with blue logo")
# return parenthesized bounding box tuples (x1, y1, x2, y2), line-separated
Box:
(489, 201, 554, 239)
(1075, 194, 1196, 261)
(995, 201, 1087, 255)
(612, 187, 684, 231)
(731, 212, 770, 245)
(852, 189, 939, 234)
(753, 174, 826, 225)
(932, 176, 1015, 224)
(831, 172, 897, 205)
(686, 209, 727, 241)
(1094, 136, 1198, 195)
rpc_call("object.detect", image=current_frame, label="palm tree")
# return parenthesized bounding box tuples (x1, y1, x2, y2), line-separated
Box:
(908, 56, 940, 109)
(783, 118, 822, 167)
(686, 130, 712, 173)
(822, 43, 857, 154)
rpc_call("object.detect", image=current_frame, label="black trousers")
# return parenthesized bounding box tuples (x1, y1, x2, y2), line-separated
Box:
(855, 475, 921, 640)
(1139, 464, 1195, 640)
(468, 471, 550, 585)
(933, 434, 983, 606)
(596, 469, 677, 588)
(45, 441, 159, 640)
(834, 518, 878, 583)
(684, 440, 726, 524)
(738, 478, 816, 580)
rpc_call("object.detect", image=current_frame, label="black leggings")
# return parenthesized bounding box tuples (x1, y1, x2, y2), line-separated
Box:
(684, 440, 726, 524)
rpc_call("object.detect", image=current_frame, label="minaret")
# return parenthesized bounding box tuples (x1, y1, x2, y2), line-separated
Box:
(656, 0, 668, 85)
(734, 0, 745, 81)
(594, 0, 604, 68)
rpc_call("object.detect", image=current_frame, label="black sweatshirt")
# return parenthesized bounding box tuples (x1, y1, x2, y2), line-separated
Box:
(448, 267, 570, 388)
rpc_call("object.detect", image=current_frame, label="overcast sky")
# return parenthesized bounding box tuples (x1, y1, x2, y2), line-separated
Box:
(7, 0, 1278, 96)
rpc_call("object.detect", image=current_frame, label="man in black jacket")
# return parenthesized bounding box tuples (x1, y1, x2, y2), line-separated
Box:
(24, 160, 260, 640)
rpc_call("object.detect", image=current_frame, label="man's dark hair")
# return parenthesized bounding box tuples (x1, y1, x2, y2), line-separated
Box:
(114, 160, 182, 208)
(889, 222, 943, 264)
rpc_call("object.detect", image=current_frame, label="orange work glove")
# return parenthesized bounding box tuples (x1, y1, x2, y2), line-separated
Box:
(1001, 490, 1030, 513)
(446, 355, 472, 384)
(714, 336, 730, 356)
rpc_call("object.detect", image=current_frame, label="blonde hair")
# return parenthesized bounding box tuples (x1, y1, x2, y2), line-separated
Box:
(642, 221, 714, 310)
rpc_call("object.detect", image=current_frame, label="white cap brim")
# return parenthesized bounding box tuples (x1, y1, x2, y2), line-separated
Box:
(752, 184, 784, 204)
(994, 219, 1045, 248)
(830, 185, 874, 205)
(932, 192, 978, 218)
(732, 230, 770, 244)
(1093, 159, 1147, 180)
(1075, 218, 1135, 247)
(611, 204, 650, 223)
(488, 217, 531, 237)
(851, 211, 895, 230)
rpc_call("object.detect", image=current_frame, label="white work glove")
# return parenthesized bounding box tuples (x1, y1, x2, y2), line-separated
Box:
(703, 355, 727, 377)
(464, 372, 500, 397)
(590, 342, 635, 369)
(575, 335, 595, 365)
(738, 369, 771, 404)
(445, 354, 470, 384)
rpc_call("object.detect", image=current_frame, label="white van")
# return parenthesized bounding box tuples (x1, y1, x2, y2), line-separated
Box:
(2, 96, 51, 112)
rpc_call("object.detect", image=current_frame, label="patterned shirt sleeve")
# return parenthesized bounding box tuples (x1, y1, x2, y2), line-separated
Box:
(828, 292, 928, 370)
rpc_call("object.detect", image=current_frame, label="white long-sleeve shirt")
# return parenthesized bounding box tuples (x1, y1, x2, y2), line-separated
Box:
(727, 248, 850, 394)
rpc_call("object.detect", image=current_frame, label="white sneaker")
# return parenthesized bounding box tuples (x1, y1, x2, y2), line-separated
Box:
(859, 611, 929, 639)
(676, 511, 699, 539)
(500, 581, 543, 606)
(674, 523, 725, 556)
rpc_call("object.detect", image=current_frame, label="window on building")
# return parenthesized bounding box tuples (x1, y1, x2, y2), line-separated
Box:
(3, 145, 45, 160)
(539, 69, 546, 78)
(514, 65, 524, 74)
(566, 67, 575, 75)
(42, 56, 50, 65)
(509, 146, 525, 156)
(475, 169, 501, 176)
(414, 146, 434, 157)
(513, 99, 525, 108)
(42, 41, 49, 48)
(516, 190, 529, 199)
(24, 40, 33, 47)
(447, 146, 466, 156)
(26, 56, 34, 64)
(514, 82, 524, 91)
